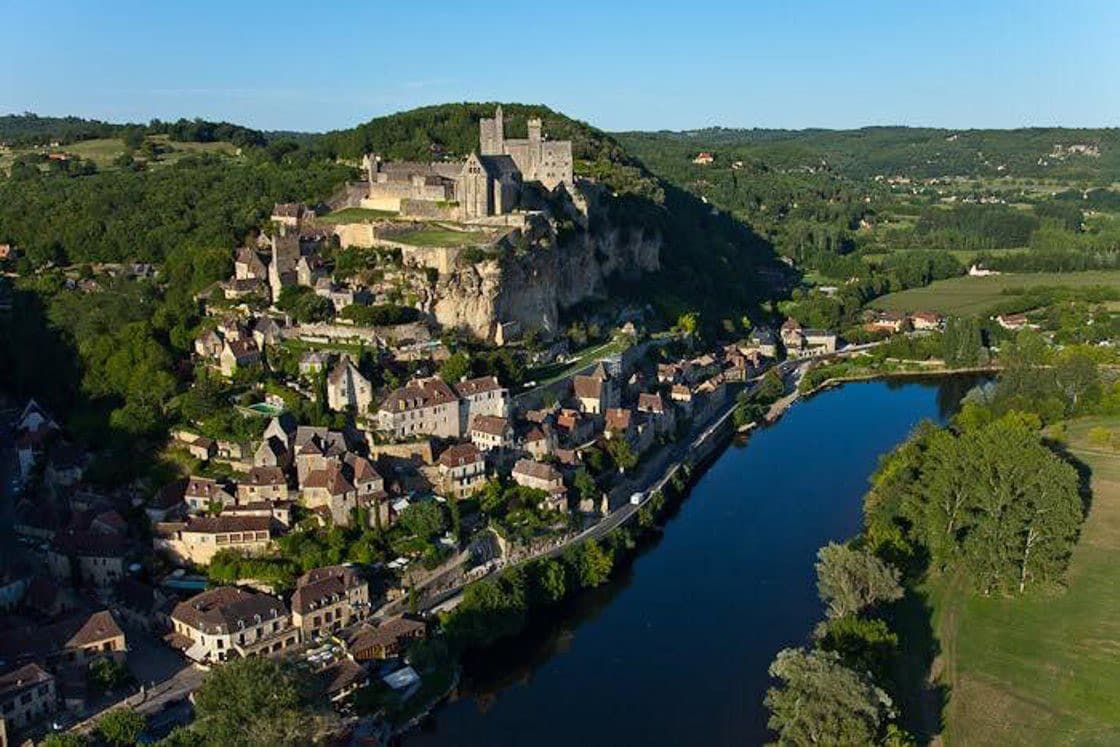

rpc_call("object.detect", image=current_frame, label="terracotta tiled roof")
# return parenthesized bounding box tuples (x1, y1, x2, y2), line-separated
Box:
(438, 442, 482, 468)
(572, 375, 604, 400)
(637, 392, 666, 413)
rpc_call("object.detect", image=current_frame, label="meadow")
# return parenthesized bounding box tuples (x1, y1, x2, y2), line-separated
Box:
(868, 270, 1120, 316)
(933, 416, 1120, 744)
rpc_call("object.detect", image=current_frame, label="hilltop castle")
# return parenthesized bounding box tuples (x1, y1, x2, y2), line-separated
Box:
(362, 106, 573, 221)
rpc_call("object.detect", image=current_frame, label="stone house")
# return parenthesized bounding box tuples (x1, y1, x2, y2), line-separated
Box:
(511, 459, 567, 512)
(155, 515, 272, 566)
(0, 663, 57, 733)
(780, 319, 804, 355)
(194, 329, 224, 359)
(0, 610, 127, 672)
(47, 530, 128, 588)
(638, 392, 676, 437)
(186, 436, 216, 462)
(170, 587, 297, 663)
(222, 500, 292, 528)
(803, 329, 838, 355)
(219, 338, 262, 377)
(301, 464, 357, 526)
(746, 328, 779, 359)
(343, 616, 427, 661)
(327, 357, 373, 413)
(521, 425, 555, 460)
(237, 466, 289, 504)
(299, 351, 330, 376)
(572, 363, 619, 415)
(290, 565, 370, 640)
(252, 316, 284, 349)
(555, 408, 595, 444)
(184, 476, 236, 514)
(234, 246, 268, 280)
(909, 311, 943, 331)
(670, 384, 694, 418)
(377, 377, 462, 440)
(469, 415, 513, 452)
(437, 443, 486, 499)
(254, 435, 291, 471)
(454, 375, 510, 434)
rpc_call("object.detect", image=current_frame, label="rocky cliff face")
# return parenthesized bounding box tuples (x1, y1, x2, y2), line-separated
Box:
(432, 194, 660, 340)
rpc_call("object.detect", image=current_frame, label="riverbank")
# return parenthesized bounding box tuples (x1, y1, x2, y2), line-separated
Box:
(404, 378, 981, 746)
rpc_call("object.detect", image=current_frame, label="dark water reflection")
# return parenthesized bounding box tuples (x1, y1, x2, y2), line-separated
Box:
(405, 377, 983, 747)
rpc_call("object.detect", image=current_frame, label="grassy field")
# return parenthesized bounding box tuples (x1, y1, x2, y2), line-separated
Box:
(869, 270, 1120, 316)
(933, 416, 1120, 745)
(861, 247, 1028, 266)
(314, 206, 399, 223)
(393, 225, 492, 247)
(0, 134, 238, 172)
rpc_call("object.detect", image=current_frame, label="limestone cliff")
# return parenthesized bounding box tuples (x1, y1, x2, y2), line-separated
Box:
(431, 193, 660, 340)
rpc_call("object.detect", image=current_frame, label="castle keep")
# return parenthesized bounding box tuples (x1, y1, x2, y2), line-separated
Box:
(362, 106, 573, 220)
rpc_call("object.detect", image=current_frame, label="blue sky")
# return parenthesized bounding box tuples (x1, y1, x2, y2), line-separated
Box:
(3, 0, 1117, 132)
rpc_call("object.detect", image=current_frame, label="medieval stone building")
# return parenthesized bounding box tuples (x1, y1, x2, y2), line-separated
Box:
(362, 106, 573, 221)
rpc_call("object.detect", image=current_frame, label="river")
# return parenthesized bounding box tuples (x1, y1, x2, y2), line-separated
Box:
(404, 376, 981, 746)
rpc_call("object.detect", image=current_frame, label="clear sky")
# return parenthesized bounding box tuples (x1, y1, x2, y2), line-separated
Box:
(3, 0, 1118, 133)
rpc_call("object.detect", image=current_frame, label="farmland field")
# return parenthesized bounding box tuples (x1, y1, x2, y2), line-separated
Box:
(868, 270, 1120, 315)
(932, 416, 1120, 745)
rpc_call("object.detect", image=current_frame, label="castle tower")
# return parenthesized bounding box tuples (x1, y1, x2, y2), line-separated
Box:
(528, 118, 542, 143)
(480, 105, 505, 155)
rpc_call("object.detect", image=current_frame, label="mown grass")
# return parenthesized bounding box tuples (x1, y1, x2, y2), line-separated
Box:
(869, 270, 1120, 316)
(392, 226, 492, 247)
(314, 206, 399, 223)
(933, 416, 1120, 745)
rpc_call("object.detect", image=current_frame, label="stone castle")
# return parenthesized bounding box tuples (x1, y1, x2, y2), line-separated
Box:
(362, 106, 574, 221)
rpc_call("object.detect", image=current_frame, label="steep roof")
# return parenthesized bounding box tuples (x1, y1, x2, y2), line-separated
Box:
(438, 442, 482, 468)
(454, 375, 502, 398)
(303, 465, 354, 496)
(470, 415, 509, 437)
(246, 466, 286, 486)
(380, 377, 458, 413)
(172, 587, 287, 634)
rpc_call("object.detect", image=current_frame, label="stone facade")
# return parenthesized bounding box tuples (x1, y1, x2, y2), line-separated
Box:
(362, 106, 572, 221)
(326, 357, 372, 413)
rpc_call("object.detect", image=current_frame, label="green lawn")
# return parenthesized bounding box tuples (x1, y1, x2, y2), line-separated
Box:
(869, 270, 1120, 316)
(314, 206, 399, 223)
(392, 226, 492, 247)
(933, 416, 1120, 745)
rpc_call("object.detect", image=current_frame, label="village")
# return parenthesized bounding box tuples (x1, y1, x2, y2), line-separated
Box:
(0, 109, 968, 745)
(0, 274, 964, 743)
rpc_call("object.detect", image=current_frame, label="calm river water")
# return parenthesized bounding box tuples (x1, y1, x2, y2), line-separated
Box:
(404, 376, 980, 746)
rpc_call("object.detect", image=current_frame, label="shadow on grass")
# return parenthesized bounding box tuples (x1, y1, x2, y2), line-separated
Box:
(886, 586, 947, 745)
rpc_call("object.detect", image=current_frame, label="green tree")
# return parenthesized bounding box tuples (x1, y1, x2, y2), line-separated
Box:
(566, 540, 613, 589)
(815, 543, 903, 619)
(96, 708, 146, 746)
(193, 657, 322, 747)
(765, 647, 895, 746)
(42, 735, 89, 747)
(529, 557, 567, 604)
(439, 351, 471, 383)
(817, 615, 899, 683)
(397, 501, 445, 540)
